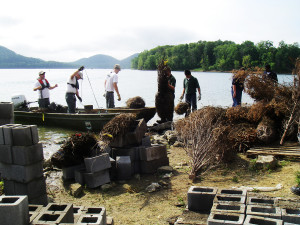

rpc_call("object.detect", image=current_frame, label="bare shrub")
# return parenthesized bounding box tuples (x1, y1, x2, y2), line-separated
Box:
(126, 96, 145, 109)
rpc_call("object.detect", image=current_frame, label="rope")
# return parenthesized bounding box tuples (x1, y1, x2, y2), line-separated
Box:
(85, 70, 100, 108)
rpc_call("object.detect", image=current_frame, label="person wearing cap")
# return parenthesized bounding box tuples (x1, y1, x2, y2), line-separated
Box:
(179, 70, 201, 113)
(33, 71, 58, 108)
(65, 66, 84, 113)
(104, 64, 121, 108)
(264, 64, 278, 82)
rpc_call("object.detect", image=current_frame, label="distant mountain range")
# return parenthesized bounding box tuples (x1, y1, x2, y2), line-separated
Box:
(0, 45, 139, 69)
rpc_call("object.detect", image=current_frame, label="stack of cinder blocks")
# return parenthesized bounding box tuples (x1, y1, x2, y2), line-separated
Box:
(111, 119, 169, 180)
(184, 186, 300, 225)
(0, 123, 48, 205)
(0, 102, 14, 125)
(0, 197, 114, 225)
(74, 153, 111, 188)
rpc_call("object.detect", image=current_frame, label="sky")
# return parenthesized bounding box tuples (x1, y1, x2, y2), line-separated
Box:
(1, 0, 300, 62)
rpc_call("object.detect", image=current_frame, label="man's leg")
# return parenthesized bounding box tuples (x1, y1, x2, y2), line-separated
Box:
(106, 92, 115, 108)
(190, 93, 197, 111)
(66, 93, 76, 113)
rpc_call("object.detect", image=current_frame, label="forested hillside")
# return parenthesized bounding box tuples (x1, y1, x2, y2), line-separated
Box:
(131, 40, 300, 73)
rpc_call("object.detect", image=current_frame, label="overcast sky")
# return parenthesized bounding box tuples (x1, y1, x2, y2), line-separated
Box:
(1, 0, 299, 62)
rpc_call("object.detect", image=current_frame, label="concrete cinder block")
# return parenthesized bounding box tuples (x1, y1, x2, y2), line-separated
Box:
(84, 153, 111, 173)
(76, 169, 111, 188)
(0, 195, 29, 225)
(211, 203, 246, 214)
(12, 143, 44, 165)
(43, 203, 74, 223)
(74, 206, 85, 223)
(214, 194, 246, 204)
(12, 125, 34, 146)
(29, 204, 44, 213)
(62, 164, 85, 180)
(29, 125, 39, 144)
(0, 118, 14, 126)
(140, 157, 169, 174)
(0, 162, 12, 180)
(246, 205, 282, 219)
(76, 214, 104, 225)
(33, 212, 72, 224)
(0, 102, 14, 119)
(282, 208, 300, 224)
(139, 144, 167, 161)
(2, 124, 22, 145)
(112, 147, 140, 162)
(0, 145, 12, 164)
(11, 161, 44, 182)
(207, 212, 245, 225)
(217, 188, 247, 196)
(116, 156, 132, 180)
(243, 215, 283, 225)
(29, 212, 40, 224)
(82, 206, 106, 223)
(0, 126, 4, 145)
(247, 196, 278, 206)
(187, 186, 218, 212)
(11, 176, 47, 199)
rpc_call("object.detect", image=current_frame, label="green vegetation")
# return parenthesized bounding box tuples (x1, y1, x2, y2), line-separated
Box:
(132, 40, 300, 73)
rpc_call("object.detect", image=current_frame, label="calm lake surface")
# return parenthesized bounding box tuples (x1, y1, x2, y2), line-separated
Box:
(0, 69, 293, 159)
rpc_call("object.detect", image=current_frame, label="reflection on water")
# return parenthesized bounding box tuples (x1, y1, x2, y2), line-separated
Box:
(37, 127, 74, 160)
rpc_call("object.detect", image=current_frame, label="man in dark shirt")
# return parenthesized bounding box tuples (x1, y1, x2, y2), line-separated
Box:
(180, 70, 201, 112)
(231, 68, 245, 107)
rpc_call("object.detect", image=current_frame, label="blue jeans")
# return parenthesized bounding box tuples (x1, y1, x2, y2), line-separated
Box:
(185, 93, 197, 111)
(231, 87, 242, 107)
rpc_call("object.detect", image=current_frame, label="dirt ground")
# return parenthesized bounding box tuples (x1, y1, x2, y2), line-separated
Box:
(45, 144, 300, 225)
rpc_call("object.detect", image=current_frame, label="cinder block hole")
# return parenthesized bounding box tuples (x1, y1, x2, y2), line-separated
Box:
(73, 207, 80, 214)
(48, 204, 67, 211)
(251, 198, 274, 204)
(220, 190, 243, 195)
(217, 196, 241, 202)
(86, 208, 103, 214)
(29, 206, 38, 212)
(39, 214, 60, 221)
(249, 218, 277, 225)
(0, 197, 18, 204)
(81, 217, 98, 223)
(216, 205, 241, 211)
(214, 214, 239, 221)
(193, 187, 214, 192)
(252, 207, 276, 213)
(286, 208, 300, 214)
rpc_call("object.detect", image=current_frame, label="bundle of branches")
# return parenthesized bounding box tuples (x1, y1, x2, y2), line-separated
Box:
(155, 60, 174, 121)
(51, 133, 98, 168)
(126, 96, 145, 109)
(99, 113, 137, 144)
(175, 106, 233, 180)
(175, 102, 189, 115)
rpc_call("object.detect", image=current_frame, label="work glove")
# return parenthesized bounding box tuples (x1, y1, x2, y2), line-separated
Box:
(78, 66, 85, 71)
(117, 94, 121, 101)
(77, 96, 82, 102)
(198, 94, 201, 101)
(179, 94, 184, 101)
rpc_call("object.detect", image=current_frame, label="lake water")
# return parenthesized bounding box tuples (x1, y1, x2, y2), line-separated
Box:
(0, 69, 294, 159)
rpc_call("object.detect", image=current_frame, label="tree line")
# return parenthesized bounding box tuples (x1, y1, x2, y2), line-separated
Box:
(131, 40, 300, 73)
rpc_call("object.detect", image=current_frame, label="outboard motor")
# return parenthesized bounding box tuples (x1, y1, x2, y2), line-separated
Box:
(11, 94, 28, 110)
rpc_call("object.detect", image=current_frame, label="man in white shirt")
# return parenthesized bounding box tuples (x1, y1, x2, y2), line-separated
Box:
(104, 64, 121, 108)
(65, 66, 84, 113)
(33, 71, 58, 108)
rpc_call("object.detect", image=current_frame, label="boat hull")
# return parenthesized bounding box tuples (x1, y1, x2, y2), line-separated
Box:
(14, 111, 118, 132)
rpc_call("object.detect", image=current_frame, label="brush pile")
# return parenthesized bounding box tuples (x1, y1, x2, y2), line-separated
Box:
(175, 102, 189, 115)
(99, 113, 137, 144)
(155, 60, 174, 121)
(126, 96, 145, 109)
(176, 59, 300, 180)
(51, 133, 98, 168)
